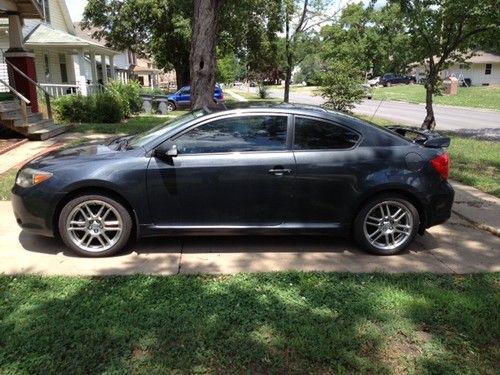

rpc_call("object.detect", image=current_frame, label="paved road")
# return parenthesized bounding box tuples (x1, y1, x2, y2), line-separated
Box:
(267, 89, 500, 131)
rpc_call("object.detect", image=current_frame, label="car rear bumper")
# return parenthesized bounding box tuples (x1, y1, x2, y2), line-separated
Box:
(11, 185, 64, 237)
(423, 181, 455, 229)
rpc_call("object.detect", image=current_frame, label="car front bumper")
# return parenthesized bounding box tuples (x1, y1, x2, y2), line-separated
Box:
(11, 184, 65, 237)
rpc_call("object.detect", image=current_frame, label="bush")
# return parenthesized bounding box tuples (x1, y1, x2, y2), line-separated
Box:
(107, 80, 142, 117)
(319, 61, 366, 113)
(258, 84, 270, 99)
(54, 92, 124, 124)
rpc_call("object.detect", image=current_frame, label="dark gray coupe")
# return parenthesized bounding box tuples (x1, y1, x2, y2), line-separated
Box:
(12, 104, 454, 257)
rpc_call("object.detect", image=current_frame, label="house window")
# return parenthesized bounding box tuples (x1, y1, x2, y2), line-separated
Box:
(38, 0, 50, 23)
(59, 54, 68, 83)
(44, 54, 50, 81)
(485, 64, 492, 75)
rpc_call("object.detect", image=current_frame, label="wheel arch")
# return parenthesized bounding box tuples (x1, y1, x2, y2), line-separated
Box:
(52, 186, 140, 240)
(351, 188, 427, 234)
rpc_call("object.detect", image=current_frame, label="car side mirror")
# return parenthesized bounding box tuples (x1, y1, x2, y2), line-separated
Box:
(155, 143, 178, 159)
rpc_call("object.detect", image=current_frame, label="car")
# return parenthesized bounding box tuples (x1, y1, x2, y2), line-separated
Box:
(380, 73, 416, 87)
(166, 85, 224, 111)
(12, 104, 454, 257)
(367, 76, 380, 87)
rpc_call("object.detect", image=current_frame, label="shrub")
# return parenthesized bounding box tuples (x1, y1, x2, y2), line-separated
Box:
(54, 92, 124, 124)
(53, 94, 92, 123)
(93, 92, 124, 123)
(107, 80, 142, 117)
(258, 84, 270, 99)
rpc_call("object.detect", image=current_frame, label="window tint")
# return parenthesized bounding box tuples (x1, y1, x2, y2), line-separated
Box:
(175, 116, 288, 154)
(294, 117, 360, 150)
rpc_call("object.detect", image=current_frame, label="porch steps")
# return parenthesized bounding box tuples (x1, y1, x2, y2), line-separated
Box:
(0, 100, 67, 141)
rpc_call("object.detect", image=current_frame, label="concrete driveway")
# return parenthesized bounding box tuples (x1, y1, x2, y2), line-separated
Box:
(1, 200, 498, 276)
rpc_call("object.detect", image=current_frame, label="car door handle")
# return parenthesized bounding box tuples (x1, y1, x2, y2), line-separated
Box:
(269, 168, 292, 176)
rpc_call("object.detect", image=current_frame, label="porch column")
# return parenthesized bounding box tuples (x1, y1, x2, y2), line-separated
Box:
(77, 49, 88, 96)
(5, 14, 39, 112)
(90, 52, 98, 85)
(100, 54, 108, 84)
(109, 55, 116, 80)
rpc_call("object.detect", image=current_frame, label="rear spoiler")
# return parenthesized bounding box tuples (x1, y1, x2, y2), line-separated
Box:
(387, 126, 451, 148)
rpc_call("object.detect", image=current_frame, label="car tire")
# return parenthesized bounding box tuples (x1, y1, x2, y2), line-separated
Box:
(58, 194, 132, 257)
(167, 101, 176, 111)
(353, 194, 419, 255)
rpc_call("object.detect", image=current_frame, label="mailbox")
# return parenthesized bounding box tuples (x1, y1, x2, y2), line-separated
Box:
(443, 77, 459, 95)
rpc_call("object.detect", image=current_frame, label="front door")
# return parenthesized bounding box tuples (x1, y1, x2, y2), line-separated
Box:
(147, 114, 294, 226)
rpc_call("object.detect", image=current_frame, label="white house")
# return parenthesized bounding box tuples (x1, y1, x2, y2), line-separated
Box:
(412, 51, 500, 86)
(0, 0, 124, 97)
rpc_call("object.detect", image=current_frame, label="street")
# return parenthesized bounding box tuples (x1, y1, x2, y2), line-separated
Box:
(265, 89, 500, 132)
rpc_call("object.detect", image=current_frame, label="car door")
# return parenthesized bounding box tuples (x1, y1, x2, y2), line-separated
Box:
(177, 87, 191, 108)
(146, 113, 295, 227)
(290, 115, 363, 227)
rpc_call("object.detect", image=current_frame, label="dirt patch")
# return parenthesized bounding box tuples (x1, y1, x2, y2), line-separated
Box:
(381, 331, 432, 374)
(131, 346, 150, 360)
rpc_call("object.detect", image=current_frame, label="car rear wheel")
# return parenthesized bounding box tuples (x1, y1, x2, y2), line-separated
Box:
(354, 194, 419, 255)
(58, 194, 132, 257)
(167, 101, 176, 111)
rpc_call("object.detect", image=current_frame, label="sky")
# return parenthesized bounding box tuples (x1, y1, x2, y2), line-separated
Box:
(66, 0, 87, 22)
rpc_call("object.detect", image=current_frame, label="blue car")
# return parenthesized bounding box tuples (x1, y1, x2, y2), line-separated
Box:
(167, 85, 224, 111)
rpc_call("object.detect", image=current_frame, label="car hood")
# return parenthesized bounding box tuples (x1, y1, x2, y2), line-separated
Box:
(25, 142, 123, 170)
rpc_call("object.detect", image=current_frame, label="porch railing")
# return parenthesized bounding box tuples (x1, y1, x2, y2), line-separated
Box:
(0, 78, 30, 126)
(4, 59, 53, 120)
(40, 83, 80, 97)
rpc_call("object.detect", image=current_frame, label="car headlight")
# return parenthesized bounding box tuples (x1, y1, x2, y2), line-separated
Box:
(16, 168, 53, 188)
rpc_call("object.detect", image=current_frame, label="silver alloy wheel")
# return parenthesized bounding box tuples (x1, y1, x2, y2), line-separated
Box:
(167, 102, 175, 111)
(363, 200, 413, 251)
(66, 200, 123, 253)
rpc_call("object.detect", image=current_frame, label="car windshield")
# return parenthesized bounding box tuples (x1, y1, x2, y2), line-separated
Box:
(127, 110, 205, 149)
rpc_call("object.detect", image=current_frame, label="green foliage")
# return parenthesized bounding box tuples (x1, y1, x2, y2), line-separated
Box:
(107, 80, 143, 118)
(54, 92, 124, 124)
(0, 273, 498, 373)
(257, 84, 270, 99)
(320, 62, 366, 112)
(217, 52, 246, 84)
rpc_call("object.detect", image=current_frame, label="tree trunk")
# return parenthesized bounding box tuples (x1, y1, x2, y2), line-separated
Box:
(175, 62, 190, 89)
(422, 71, 437, 130)
(190, 0, 225, 110)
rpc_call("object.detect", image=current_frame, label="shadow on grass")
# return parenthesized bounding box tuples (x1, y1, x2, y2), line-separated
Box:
(0, 273, 498, 374)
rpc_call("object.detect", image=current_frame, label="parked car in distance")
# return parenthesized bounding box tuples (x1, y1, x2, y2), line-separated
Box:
(367, 76, 380, 87)
(380, 73, 416, 87)
(166, 85, 224, 110)
(12, 104, 454, 258)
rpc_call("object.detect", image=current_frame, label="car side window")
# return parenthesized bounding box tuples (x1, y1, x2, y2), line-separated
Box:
(174, 116, 288, 154)
(294, 117, 360, 150)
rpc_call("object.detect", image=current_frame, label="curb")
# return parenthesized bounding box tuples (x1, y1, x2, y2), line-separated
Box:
(0, 139, 28, 156)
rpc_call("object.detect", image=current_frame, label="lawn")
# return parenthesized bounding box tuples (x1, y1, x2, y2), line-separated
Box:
(0, 273, 498, 374)
(69, 112, 189, 134)
(0, 169, 16, 201)
(372, 85, 500, 110)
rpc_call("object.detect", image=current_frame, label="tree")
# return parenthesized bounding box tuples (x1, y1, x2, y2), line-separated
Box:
(190, 0, 226, 109)
(390, 0, 500, 129)
(320, 61, 366, 112)
(82, 0, 192, 88)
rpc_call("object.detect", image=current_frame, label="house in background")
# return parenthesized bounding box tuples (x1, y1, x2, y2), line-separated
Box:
(412, 51, 500, 86)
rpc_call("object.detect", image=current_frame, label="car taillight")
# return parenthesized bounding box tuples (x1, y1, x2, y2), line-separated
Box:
(431, 152, 450, 180)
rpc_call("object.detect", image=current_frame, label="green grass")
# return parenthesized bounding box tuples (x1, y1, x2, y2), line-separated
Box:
(357, 115, 500, 198)
(372, 85, 500, 110)
(0, 169, 16, 201)
(448, 137, 500, 197)
(69, 112, 189, 134)
(0, 273, 498, 374)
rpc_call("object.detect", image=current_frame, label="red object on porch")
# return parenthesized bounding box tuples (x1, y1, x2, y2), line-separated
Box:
(5, 53, 39, 113)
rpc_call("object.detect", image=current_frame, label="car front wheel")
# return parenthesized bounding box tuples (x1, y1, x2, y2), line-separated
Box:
(354, 194, 419, 255)
(58, 194, 132, 257)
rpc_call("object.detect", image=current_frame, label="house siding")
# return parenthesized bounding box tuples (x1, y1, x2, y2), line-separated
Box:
(443, 63, 500, 86)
